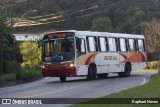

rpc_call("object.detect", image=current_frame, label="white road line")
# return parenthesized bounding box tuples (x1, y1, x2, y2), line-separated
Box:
(141, 78, 146, 85)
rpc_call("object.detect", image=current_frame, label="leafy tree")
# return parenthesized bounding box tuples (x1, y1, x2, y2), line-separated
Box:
(130, 10, 146, 34)
(117, 10, 146, 34)
(92, 17, 114, 32)
(143, 18, 160, 53)
(20, 41, 41, 69)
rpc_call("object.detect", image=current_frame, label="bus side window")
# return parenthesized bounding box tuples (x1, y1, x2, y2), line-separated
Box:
(119, 38, 127, 52)
(99, 37, 108, 52)
(76, 38, 86, 53)
(128, 38, 136, 52)
(87, 37, 98, 52)
(108, 37, 117, 52)
(137, 39, 145, 52)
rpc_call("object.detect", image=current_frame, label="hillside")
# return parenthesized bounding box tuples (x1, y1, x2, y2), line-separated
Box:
(1, 0, 160, 33)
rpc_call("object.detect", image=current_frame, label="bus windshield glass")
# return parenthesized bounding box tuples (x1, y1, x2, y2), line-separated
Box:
(42, 38, 75, 63)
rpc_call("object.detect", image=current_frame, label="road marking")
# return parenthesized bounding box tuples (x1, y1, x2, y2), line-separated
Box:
(17, 81, 91, 98)
(141, 78, 146, 85)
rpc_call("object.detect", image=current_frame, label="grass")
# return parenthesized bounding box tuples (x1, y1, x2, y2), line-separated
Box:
(20, 69, 42, 80)
(70, 73, 160, 107)
(0, 69, 41, 84)
(0, 73, 16, 83)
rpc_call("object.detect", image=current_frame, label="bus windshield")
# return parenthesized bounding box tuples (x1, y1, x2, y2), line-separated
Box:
(42, 38, 75, 63)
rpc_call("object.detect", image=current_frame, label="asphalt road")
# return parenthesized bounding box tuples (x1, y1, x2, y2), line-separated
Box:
(0, 71, 157, 107)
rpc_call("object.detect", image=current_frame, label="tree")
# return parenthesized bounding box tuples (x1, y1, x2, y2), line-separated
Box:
(143, 18, 160, 53)
(131, 10, 146, 34)
(20, 41, 41, 69)
(117, 10, 146, 34)
(92, 17, 114, 32)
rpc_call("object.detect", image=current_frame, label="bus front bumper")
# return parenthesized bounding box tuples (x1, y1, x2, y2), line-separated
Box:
(42, 67, 76, 77)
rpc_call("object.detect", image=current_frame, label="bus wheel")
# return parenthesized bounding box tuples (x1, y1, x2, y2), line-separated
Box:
(60, 77, 66, 82)
(97, 73, 108, 79)
(118, 63, 131, 77)
(87, 65, 96, 81)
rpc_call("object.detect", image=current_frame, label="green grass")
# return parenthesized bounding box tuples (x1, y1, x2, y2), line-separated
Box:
(0, 73, 16, 83)
(0, 69, 42, 84)
(70, 73, 160, 107)
(20, 69, 42, 80)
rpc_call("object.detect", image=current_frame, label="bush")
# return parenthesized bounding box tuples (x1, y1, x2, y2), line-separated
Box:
(20, 69, 41, 80)
(21, 62, 31, 70)
(16, 69, 22, 80)
(146, 61, 158, 69)
(0, 74, 16, 83)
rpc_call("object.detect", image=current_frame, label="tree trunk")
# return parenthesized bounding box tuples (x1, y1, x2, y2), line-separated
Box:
(0, 25, 3, 74)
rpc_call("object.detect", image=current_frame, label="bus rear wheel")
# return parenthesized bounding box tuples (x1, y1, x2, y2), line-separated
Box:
(118, 63, 131, 77)
(97, 73, 108, 79)
(60, 77, 66, 82)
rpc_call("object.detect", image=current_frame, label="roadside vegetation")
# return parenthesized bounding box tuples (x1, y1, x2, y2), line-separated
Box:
(0, 20, 42, 84)
(0, 68, 41, 84)
(70, 73, 160, 107)
(146, 61, 158, 70)
(0, 0, 159, 85)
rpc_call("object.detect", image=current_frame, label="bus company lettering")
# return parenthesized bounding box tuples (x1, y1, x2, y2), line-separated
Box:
(104, 56, 117, 60)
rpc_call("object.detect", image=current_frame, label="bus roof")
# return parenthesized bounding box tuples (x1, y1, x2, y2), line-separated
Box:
(43, 30, 144, 39)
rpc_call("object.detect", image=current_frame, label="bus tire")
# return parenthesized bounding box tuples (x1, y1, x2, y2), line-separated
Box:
(118, 63, 131, 77)
(60, 77, 66, 82)
(87, 65, 96, 81)
(97, 73, 108, 79)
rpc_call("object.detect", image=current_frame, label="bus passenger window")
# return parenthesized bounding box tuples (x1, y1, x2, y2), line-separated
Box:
(119, 38, 127, 52)
(138, 39, 145, 51)
(44, 42, 50, 53)
(108, 38, 117, 52)
(87, 37, 97, 52)
(128, 39, 136, 52)
(76, 38, 86, 53)
(99, 37, 107, 52)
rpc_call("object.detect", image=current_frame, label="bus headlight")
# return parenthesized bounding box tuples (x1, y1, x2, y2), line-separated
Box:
(69, 63, 74, 68)
(42, 65, 45, 69)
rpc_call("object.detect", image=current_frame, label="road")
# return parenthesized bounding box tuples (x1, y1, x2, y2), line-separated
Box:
(0, 71, 157, 107)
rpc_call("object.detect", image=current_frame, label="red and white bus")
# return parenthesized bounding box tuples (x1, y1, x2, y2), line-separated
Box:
(41, 30, 147, 82)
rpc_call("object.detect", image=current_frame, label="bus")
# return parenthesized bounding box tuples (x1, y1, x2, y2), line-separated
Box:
(41, 30, 147, 82)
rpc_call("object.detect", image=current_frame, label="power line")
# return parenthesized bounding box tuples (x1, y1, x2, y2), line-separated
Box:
(14, 0, 121, 27)
(27, 0, 114, 20)
(14, 0, 158, 27)
(16, 0, 118, 23)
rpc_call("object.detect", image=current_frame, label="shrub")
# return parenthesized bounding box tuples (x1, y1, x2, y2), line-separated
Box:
(146, 61, 158, 69)
(0, 74, 16, 83)
(20, 69, 41, 80)
(21, 62, 31, 70)
(16, 69, 22, 80)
